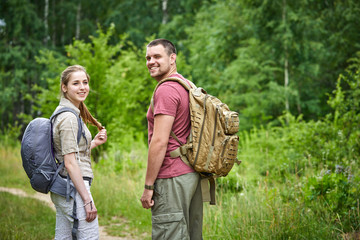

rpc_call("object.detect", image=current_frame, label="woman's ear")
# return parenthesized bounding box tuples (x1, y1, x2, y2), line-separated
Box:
(61, 84, 67, 93)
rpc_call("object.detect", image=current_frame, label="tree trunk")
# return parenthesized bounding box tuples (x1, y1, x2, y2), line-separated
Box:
(52, 0, 56, 46)
(162, 0, 169, 24)
(44, 0, 49, 45)
(61, 0, 65, 45)
(283, 0, 289, 123)
(76, 1, 81, 39)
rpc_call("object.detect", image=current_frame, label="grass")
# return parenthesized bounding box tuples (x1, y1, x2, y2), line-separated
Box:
(1, 141, 358, 239)
(0, 192, 55, 240)
(0, 144, 30, 191)
(91, 145, 152, 239)
(0, 143, 151, 239)
(202, 182, 338, 240)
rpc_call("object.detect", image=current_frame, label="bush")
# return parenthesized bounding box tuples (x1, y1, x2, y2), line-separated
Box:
(303, 167, 360, 232)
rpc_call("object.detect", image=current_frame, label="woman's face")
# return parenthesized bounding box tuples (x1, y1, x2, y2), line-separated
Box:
(62, 71, 89, 108)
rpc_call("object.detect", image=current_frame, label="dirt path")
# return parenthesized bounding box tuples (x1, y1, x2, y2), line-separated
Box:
(0, 187, 131, 240)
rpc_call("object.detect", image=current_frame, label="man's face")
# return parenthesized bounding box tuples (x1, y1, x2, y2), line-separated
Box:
(146, 44, 175, 81)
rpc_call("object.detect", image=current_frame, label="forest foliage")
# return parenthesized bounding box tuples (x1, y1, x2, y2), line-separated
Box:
(2, 0, 360, 134)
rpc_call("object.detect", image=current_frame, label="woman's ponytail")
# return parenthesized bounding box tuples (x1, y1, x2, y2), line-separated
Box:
(79, 102, 103, 131)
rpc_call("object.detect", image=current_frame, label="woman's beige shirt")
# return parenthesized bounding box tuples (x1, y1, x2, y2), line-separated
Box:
(52, 97, 93, 179)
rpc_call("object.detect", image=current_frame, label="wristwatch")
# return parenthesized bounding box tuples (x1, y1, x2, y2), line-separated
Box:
(144, 184, 154, 190)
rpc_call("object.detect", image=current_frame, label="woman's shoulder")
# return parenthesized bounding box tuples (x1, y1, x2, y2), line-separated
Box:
(53, 109, 79, 128)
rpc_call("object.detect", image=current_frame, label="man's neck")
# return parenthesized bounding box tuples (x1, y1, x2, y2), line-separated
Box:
(156, 67, 178, 82)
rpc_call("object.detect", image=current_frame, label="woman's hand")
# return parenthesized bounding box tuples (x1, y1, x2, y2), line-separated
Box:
(84, 200, 97, 222)
(91, 128, 107, 149)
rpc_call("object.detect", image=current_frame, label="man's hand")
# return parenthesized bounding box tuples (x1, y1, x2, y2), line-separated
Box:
(141, 189, 155, 209)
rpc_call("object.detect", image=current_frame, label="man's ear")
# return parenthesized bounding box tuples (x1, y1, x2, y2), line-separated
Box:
(170, 53, 177, 65)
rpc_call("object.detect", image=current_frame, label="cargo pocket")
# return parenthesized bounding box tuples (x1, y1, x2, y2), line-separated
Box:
(223, 110, 239, 135)
(152, 212, 188, 240)
(218, 135, 239, 176)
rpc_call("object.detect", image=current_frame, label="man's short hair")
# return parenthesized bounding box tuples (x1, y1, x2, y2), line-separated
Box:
(147, 39, 177, 56)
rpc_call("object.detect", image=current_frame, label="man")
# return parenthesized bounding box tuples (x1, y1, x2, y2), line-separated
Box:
(140, 39, 203, 240)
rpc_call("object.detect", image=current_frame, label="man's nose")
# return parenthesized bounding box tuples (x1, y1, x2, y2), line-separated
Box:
(148, 57, 155, 64)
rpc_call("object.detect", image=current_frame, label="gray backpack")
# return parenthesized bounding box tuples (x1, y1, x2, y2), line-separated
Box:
(21, 107, 84, 240)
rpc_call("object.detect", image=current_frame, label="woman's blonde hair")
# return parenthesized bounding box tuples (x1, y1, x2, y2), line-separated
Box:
(60, 65, 103, 130)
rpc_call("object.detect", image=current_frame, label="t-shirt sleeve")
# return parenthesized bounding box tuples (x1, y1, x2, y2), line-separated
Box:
(153, 83, 180, 117)
(57, 112, 79, 155)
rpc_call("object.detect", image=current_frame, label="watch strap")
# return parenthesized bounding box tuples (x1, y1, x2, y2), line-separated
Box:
(144, 184, 154, 190)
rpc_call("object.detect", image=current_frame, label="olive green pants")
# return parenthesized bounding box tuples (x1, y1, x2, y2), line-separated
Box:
(151, 172, 203, 240)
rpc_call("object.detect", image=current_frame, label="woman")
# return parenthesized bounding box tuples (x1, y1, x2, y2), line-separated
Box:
(50, 65, 107, 239)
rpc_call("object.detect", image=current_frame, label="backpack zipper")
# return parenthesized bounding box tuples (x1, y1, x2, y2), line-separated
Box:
(212, 105, 219, 146)
(221, 137, 230, 157)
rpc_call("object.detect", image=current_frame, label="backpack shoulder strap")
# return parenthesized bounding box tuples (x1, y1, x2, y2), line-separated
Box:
(158, 77, 196, 90)
(150, 76, 195, 113)
(150, 77, 195, 145)
(50, 107, 83, 144)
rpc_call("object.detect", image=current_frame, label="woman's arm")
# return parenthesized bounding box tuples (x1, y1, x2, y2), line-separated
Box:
(64, 153, 97, 222)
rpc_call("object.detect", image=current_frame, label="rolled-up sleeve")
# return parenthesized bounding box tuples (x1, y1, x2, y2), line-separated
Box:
(56, 112, 79, 155)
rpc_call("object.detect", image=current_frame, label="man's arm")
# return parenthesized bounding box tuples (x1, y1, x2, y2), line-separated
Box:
(140, 114, 175, 209)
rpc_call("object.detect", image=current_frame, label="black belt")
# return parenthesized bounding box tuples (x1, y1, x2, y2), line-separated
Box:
(60, 175, 92, 185)
(83, 177, 92, 186)
(83, 177, 92, 182)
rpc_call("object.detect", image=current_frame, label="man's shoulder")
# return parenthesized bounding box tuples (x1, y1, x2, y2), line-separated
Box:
(157, 81, 188, 96)
(161, 74, 190, 89)
(168, 73, 186, 80)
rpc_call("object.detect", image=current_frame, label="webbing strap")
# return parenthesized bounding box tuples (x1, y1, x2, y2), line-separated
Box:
(71, 188, 78, 240)
(205, 146, 214, 171)
(170, 146, 192, 168)
(200, 178, 211, 202)
(171, 148, 189, 167)
(169, 148, 181, 158)
(200, 177, 216, 205)
(49, 161, 65, 188)
(208, 177, 216, 205)
(170, 132, 182, 145)
(66, 175, 71, 202)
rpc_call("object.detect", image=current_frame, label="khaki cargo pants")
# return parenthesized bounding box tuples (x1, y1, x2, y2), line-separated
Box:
(151, 172, 203, 240)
